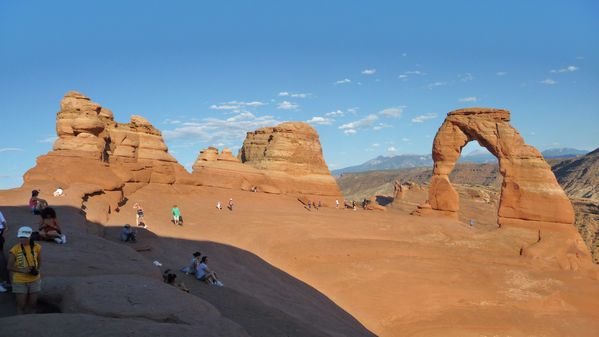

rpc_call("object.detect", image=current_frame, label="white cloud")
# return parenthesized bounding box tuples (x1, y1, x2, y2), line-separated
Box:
(458, 73, 474, 82)
(398, 70, 425, 80)
(401, 138, 410, 142)
(411, 113, 437, 123)
(163, 119, 182, 125)
(339, 114, 379, 134)
(277, 101, 299, 110)
(458, 97, 478, 102)
(372, 143, 380, 148)
(344, 129, 357, 135)
(325, 110, 345, 117)
(378, 106, 404, 118)
(306, 116, 334, 125)
(387, 146, 397, 152)
(496, 71, 507, 76)
(163, 112, 281, 145)
(550, 65, 578, 73)
(38, 136, 58, 143)
(0, 147, 23, 153)
(427, 81, 447, 89)
(279, 91, 310, 98)
(540, 78, 557, 85)
(373, 123, 392, 131)
(210, 100, 266, 110)
(335, 78, 351, 85)
(361, 69, 376, 75)
(347, 107, 359, 114)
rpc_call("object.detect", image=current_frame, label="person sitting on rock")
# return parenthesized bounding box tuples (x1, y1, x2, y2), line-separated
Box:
(196, 256, 223, 286)
(227, 199, 234, 211)
(29, 190, 47, 215)
(39, 207, 66, 244)
(163, 269, 190, 293)
(120, 224, 137, 243)
(216, 201, 222, 210)
(180, 251, 201, 275)
(7, 227, 42, 314)
(172, 205, 182, 225)
(52, 187, 64, 197)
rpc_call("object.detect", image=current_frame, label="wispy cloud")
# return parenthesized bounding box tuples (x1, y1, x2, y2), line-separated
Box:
(335, 78, 351, 85)
(325, 110, 345, 117)
(210, 100, 266, 111)
(339, 114, 379, 135)
(38, 136, 58, 143)
(306, 116, 334, 125)
(0, 147, 24, 153)
(378, 106, 405, 118)
(411, 113, 437, 123)
(387, 146, 397, 153)
(550, 65, 578, 73)
(427, 81, 447, 89)
(398, 70, 425, 80)
(277, 101, 299, 110)
(344, 129, 357, 135)
(540, 78, 557, 85)
(373, 123, 392, 131)
(458, 97, 478, 102)
(361, 69, 376, 75)
(278, 91, 311, 98)
(458, 73, 474, 82)
(496, 71, 507, 76)
(163, 112, 281, 145)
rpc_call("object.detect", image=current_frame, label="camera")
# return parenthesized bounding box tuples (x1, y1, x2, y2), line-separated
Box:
(29, 267, 39, 276)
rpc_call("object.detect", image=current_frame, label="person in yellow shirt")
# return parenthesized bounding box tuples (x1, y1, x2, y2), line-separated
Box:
(7, 226, 42, 314)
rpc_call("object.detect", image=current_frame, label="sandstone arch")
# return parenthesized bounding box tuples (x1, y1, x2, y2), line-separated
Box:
(426, 108, 575, 227)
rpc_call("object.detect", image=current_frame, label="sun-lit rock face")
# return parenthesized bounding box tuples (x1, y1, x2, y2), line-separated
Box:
(25, 91, 190, 191)
(426, 108, 574, 226)
(191, 123, 342, 198)
(419, 108, 592, 266)
(238, 122, 332, 176)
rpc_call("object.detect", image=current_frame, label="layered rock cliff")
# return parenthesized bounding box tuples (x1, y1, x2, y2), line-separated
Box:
(191, 123, 342, 198)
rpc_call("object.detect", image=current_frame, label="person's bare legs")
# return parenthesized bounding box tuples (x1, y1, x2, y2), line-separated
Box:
(27, 292, 38, 314)
(15, 293, 27, 314)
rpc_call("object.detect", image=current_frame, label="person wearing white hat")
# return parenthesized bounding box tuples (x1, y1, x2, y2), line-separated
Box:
(7, 226, 42, 314)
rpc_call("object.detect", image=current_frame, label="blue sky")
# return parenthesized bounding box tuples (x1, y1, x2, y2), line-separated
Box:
(1, 1, 598, 188)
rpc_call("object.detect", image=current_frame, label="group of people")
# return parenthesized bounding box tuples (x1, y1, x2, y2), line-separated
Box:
(29, 190, 67, 244)
(216, 198, 234, 211)
(180, 251, 224, 286)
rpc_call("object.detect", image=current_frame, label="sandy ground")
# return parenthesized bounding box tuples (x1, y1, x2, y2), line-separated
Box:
(2, 183, 599, 336)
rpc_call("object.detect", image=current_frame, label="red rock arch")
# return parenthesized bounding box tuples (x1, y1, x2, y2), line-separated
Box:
(426, 108, 574, 227)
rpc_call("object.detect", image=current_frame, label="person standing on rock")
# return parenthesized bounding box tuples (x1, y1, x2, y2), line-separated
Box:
(227, 198, 234, 211)
(172, 205, 182, 225)
(133, 203, 146, 228)
(335, 199, 339, 209)
(7, 227, 42, 314)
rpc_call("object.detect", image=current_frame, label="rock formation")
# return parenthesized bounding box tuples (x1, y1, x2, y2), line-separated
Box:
(24, 91, 191, 214)
(419, 107, 591, 267)
(192, 122, 342, 198)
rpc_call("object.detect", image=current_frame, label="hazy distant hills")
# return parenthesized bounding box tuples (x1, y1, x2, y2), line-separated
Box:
(332, 148, 589, 175)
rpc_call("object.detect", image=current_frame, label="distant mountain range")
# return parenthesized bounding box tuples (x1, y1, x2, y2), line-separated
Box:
(332, 147, 589, 175)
